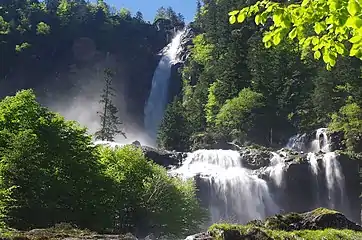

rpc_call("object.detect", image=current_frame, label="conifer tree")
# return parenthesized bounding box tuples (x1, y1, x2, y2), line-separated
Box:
(95, 68, 126, 141)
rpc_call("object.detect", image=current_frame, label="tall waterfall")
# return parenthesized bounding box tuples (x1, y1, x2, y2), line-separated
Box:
(144, 30, 185, 143)
(170, 149, 280, 224)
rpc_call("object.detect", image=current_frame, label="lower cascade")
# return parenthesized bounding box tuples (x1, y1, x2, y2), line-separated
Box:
(170, 128, 354, 225)
(171, 150, 280, 224)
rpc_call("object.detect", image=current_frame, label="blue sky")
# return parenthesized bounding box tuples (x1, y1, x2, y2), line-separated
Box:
(96, 0, 197, 23)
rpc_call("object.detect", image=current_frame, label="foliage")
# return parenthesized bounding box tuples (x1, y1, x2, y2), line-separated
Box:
(0, 90, 115, 231)
(192, 34, 215, 65)
(215, 88, 265, 142)
(97, 145, 206, 236)
(154, 6, 185, 27)
(158, 0, 362, 150)
(0, 90, 206, 236)
(95, 68, 126, 141)
(157, 97, 191, 151)
(329, 100, 362, 151)
(229, 0, 362, 69)
(36, 22, 50, 35)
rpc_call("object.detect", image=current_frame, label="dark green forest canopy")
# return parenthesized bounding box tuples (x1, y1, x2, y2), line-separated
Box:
(0, 0, 184, 85)
(157, 0, 362, 153)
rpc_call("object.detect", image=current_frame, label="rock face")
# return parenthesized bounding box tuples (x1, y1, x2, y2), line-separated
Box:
(167, 25, 197, 105)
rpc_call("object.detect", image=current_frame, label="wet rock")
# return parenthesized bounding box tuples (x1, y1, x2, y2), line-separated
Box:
(300, 208, 362, 231)
(184, 232, 213, 240)
(131, 140, 141, 147)
(263, 208, 362, 232)
(141, 146, 182, 168)
(239, 148, 272, 169)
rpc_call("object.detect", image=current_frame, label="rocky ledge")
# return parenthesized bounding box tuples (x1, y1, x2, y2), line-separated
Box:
(141, 146, 185, 169)
(186, 208, 362, 240)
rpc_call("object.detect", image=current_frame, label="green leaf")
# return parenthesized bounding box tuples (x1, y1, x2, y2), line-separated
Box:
(323, 52, 330, 63)
(350, 43, 361, 56)
(345, 16, 362, 28)
(301, 0, 310, 7)
(262, 33, 273, 43)
(273, 32, 282, 45)
(288, 28, 297, 39)
(314, 50, 321, 60)
(349, 35, 362, 43)
(335, 42, 346, 54)
(347, 0, 361, 16)
(255, 14, 261, 25)
(237, 12, 247, 23)
(312, 37, 319, 45)
(273, 13, 283, 26)
(228, 10, 239, 24)
(265, 41, 272, 48)
(314, 22, 325, 34)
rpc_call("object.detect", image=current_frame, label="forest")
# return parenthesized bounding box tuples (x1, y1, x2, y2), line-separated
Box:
(0, 0, 362, 239)
(157, 0, 362, 154)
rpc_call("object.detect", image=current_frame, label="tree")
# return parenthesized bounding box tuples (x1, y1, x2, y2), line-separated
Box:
(135, 11, 144, 22)
(95, 68, 126, 141)
(157, 97, 191, 151)
(97, 145, 207, 236)
(0, 90, 115, 230)
(215, 88, 265, 143)
(229, 0, 362, 69)
(154, 6, 185, 27)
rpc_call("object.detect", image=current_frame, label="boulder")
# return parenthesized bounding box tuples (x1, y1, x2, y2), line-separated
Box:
(185, 232, 213, 240)
(264, 208, 362, 232)
(141, 146, 182, 168)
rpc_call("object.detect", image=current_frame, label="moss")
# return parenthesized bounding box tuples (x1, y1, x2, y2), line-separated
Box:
(208, 224, 362, 240)
(208, 208, 362, 240)
(264, 212, 303, 231)
(310, 208, 339, 217)
(1, 224, 95, 240)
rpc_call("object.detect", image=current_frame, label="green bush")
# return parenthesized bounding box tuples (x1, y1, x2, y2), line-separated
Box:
(0, 90, 206, 236)
(97, 145, 207, 237)
(0, 90, 114, 231)
(329, 101, 362, 152)
(215, 88, 265, 142)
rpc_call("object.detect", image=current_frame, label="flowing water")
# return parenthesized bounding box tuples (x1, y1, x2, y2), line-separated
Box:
(170, 149, 280, 224)
(144, 30, 185, 143)
(288, 128, 349, 214)
(170, 127, 352, 225)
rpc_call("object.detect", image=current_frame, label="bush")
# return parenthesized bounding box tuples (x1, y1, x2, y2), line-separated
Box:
(0, 90, 206, 236)
(215, 88, 265, 143)
(97, 145, 207, 237)
(329, 101, 362, 152)
(0, 90, 114, 230)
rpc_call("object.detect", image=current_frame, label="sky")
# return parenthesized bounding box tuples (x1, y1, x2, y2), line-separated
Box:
(96, 0, 197, 23)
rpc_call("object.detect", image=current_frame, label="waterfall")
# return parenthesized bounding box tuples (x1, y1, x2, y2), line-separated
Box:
(144, 30, 185, 143)
(170, 149, 280, 224)
(313, 128, 347, 210)
(287, 128, 349, 214)
(266, 152, 286, 187)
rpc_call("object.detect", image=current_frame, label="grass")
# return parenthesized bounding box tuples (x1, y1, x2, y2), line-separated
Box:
(208, 224, 362, 240)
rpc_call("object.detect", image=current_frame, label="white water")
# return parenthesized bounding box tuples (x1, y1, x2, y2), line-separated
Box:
(144, 30, 185, 143)
(288, 128, 348, 212)
(266, 152, 286, 187)
(171, 149, 280, 224)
